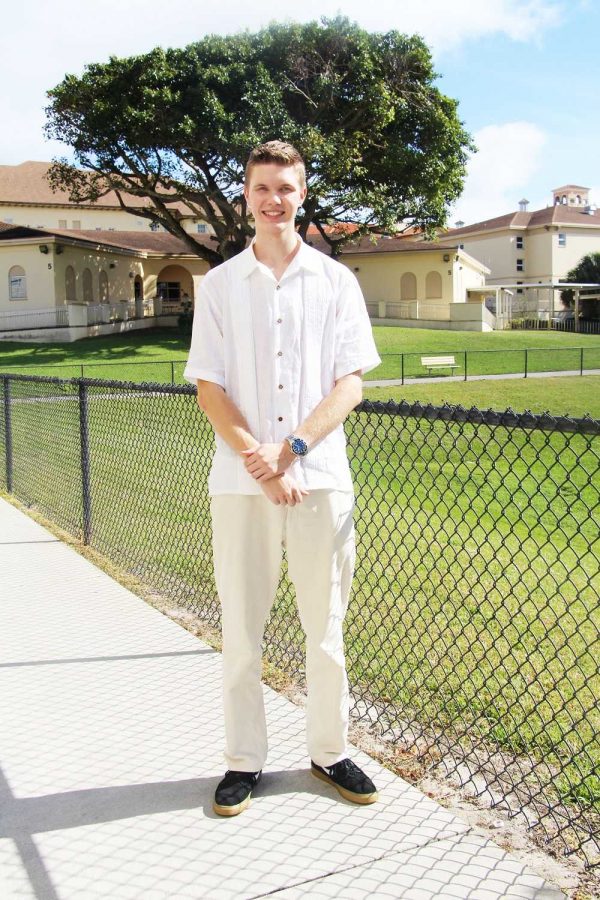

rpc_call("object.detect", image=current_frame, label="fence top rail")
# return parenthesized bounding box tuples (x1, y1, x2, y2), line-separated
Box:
(1, 371, 599, 434)
(378, 346, 599, 357)
(359, 398, 600, 434)
(0, 372, 195, 396)
(0, 359, 187, 370)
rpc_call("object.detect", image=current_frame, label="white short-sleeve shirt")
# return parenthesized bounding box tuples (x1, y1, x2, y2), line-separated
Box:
(184, 237, 381, 495)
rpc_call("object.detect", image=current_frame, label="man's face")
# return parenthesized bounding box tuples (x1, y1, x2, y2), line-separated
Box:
(244, 163, 307, 234)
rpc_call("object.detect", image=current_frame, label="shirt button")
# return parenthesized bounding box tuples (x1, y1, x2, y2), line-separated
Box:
(278, 384, 283, 390)
(276, 285, 281, 290)
(277, 351, 283, 357)
(277, 416, 283, 422)
(277, 318, 282, 324)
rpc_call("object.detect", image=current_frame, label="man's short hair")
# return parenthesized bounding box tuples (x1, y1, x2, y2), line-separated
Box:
(245, 140, 306, 188)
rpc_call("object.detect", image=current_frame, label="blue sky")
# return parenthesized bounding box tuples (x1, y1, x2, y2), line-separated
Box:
(0, 0, 597, 225)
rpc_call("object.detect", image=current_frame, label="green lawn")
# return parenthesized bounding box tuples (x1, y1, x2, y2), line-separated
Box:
(1, 325, 599, 385)
(3, 377, 598, 813)
(363, 375, 600, 419)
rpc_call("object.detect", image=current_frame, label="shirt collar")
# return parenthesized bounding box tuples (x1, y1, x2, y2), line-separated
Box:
(236, 235, 323, 280)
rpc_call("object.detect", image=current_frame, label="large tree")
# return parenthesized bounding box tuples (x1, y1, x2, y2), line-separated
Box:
(45, 16, 473, 266)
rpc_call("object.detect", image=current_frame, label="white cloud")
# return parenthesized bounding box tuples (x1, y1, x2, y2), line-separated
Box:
(450, 122, 547, 225)
(367, 0, 563, 53)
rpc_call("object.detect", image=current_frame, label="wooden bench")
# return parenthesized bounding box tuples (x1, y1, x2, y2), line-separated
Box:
(421, 355, 460, 376)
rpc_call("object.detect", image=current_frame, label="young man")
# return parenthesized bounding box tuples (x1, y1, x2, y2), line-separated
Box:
(184, 141, 381, 816)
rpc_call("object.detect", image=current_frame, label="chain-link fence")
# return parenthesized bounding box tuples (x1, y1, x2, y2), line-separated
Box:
(1, 373, 599, 867)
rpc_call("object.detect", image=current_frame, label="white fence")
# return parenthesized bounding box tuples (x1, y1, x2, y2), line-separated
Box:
(0, 307, 70, 330)
(0, 302, 143, 332)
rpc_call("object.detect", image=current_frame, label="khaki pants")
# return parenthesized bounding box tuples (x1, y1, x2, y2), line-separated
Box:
(211, 490, 356, 771)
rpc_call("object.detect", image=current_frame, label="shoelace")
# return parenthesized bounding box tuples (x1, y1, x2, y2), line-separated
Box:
(326, 758, 358, 777)
(222, 770, 259, 788)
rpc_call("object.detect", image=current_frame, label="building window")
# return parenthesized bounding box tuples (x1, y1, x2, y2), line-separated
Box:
(425, 271, 443, 299)
(157, 281, 181, 300)
(99, 270, 109, 303)
(65, 265, 76, 302)
(3, 217, 13, 224)
(58, 219, 67, 228)
(558, 233, 566, 247)
(149, 222, 160, 232)
(516, 236, 524, 249)
(83, 268, 93, 303)
(196, 223, 208, 233)
(72, 220, 81, 230)
(400, 272, 417, 301)
(516, 281, 523, 295)
(9, 266, 27, 300)
(516, 259, 524, 272)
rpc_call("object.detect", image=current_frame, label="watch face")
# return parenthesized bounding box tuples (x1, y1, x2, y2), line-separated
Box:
(291, 437, 308, 456)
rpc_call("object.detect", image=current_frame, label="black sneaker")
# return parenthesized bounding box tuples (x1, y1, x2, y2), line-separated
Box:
(311, 758, 378, 804)
(213, 770, 262, 817)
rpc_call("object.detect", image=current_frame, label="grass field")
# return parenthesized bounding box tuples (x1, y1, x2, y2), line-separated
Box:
(1, 326, 600, 418)
(1, 325, 599, 384)
(363, 375, 600, 419)
(3, 376, 598, 814)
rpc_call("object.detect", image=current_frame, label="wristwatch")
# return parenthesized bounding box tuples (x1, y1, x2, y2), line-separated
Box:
(285, 434, 309, 457)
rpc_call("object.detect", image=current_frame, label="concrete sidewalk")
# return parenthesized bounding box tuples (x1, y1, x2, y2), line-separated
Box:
(364, 367, 600, 388)
(0, 497, 565, 899)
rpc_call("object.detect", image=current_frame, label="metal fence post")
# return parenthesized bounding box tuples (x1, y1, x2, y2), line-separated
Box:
(171, 360, 175, 384)
(524, 348, 528, 378)
(3, 377, 13, 493)
(401, 354, 404, 386)
(78, 380, 93, 544)
(580, 347, 584, 377)
(464, 350, 468, 382)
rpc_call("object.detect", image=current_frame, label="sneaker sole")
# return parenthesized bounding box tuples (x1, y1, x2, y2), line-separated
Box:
(311, 767, 379, 804)
(213, 792, 253, 817)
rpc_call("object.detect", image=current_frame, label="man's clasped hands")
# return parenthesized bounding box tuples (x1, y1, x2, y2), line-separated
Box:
(242, 441, 308, 506)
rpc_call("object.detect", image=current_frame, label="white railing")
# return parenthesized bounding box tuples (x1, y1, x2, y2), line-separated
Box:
(0, 307, 69, 331)
(377, 300, 451, 321)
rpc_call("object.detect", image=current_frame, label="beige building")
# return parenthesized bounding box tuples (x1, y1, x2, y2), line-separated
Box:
(0, 161, 214, 237)
(315, 236, 492, 331)
(440, 186, 600, 318)
(0, 223, 209, 341)
(0, 221, 495, 340)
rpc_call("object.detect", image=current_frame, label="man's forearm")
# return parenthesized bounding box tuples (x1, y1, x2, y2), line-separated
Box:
(294, 372, 362, 450)
(196, 380, 259, 453)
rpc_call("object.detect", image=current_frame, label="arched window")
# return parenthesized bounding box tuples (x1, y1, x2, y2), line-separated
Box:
(8, 265, 27, 300)
(400, 272, 417, 301)
(83, 268, 93, 303)
(562, 195, 567, 204)
(65, 266, 76, 302)
(99, 270, 109, 303)
(425, 271, 443, 299)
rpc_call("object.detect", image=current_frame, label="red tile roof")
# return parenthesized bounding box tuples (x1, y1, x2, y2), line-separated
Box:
(0, 161, 153, 209)
(0, 161, 225, 217)
(1, 223, 466, 264)
(444, 204, 600, 237)
(51, 228, 212, 254)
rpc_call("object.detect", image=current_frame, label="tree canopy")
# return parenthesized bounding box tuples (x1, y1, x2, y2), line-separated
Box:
(45, 17, 473, 265)
(561, 252, 600, 306)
